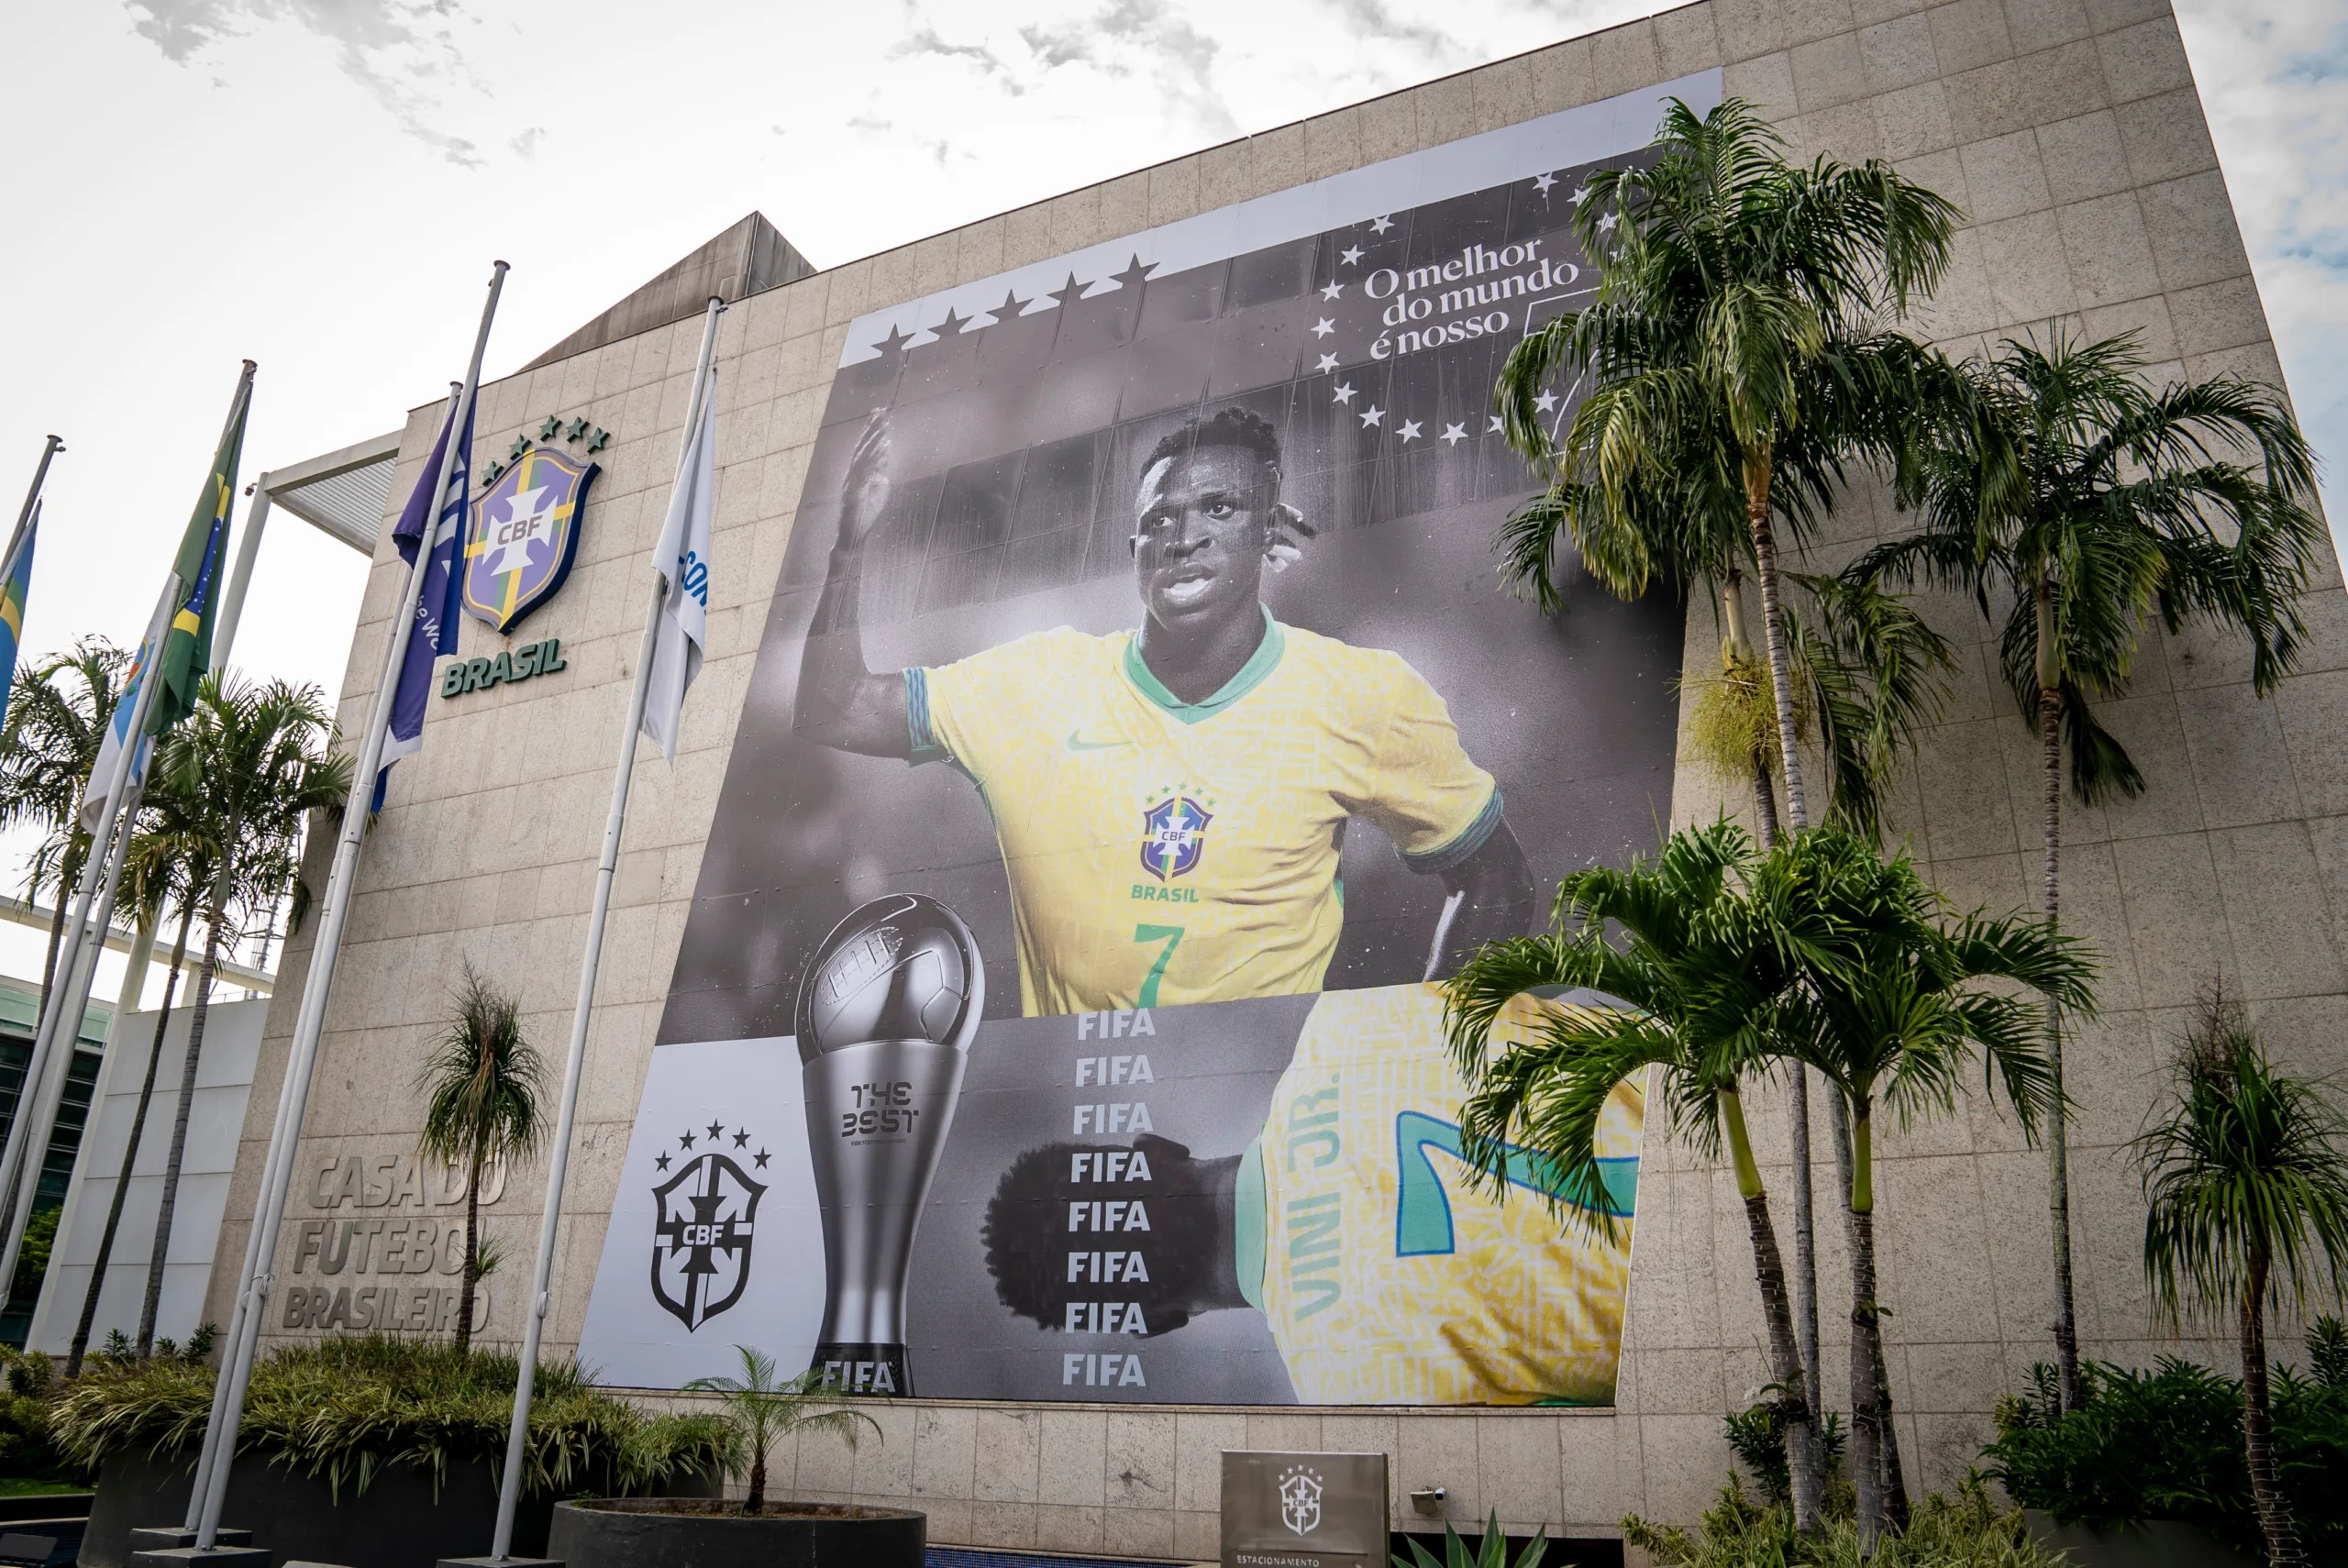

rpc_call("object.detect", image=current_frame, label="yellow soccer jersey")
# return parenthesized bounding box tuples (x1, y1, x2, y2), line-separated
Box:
(907, 610, 1499, 1016)
(1243, 984, 1642, 1406)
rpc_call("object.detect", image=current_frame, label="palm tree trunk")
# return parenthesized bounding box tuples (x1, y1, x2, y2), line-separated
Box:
(456, 1148, 482, 1353)
(67, 908, 193, 1377)
(745, 1452, 767, 1516)
(2241, 1249, 2304, 1567)
(2036, 580, 2083, 1413)
(138, 861, 232, 1356)
(1724, 576, 1784, 849)
(35, 841, 79, 1006)
(1720, 1084, 1823, 1532)
(1846, 1095, 1888, 1553)
(1744, 469, 1811, 833)
(1827, 1089, 1909, 1529)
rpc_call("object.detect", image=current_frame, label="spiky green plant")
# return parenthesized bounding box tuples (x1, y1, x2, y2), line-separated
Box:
(683, 1345, 879, 1514)
(2132, 982, 2348, 1568)
(1393, 1509, 1545, 1568)
(415, 964, 547, 1353)
(49, 1336, 724, 1502)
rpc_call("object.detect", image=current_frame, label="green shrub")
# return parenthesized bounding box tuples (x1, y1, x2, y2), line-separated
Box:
(1981, 1344, 2348, 1559)
(1723, 1397, 1846, 1508)
(48, 1336, 725, 1502)
(1627, 1478, 2061, 1568)
(0, 1345, 82, 1485)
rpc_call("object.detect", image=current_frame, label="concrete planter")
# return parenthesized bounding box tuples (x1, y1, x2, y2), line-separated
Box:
(546, 1497, 925, 1568)
(2021, 1510, 2257, 1568)
(84, 1452, 718, 1568)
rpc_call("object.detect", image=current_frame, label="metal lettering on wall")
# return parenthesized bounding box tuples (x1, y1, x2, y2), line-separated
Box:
(282, 1152, 507, 1334)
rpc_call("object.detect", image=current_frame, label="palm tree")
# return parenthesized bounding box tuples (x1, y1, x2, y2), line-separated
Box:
(1442, 820, 1833, 1530)
(0, 640, 131, 1010)
(1772, 827, 2091, 1549)
(1496, 94, 1957, 836)
(2133, 982, 2348, 1568)
(1856, 332, 2323, 1408)
(135, 673, 348, 1354)
(415, 964, 547, 1353)
(684, 1345, 880, 1514)
(1496, 98, 1960, 1437)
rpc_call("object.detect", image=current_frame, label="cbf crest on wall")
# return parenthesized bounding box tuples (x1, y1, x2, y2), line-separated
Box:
(464, 445, 597, 633)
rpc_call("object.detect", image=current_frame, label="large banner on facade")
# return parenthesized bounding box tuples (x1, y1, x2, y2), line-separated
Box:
(577, 69, 1718, 1406)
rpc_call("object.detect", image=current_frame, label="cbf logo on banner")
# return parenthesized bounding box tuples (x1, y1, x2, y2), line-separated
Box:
(463, 447, 596, 632)
(649, 1123, 769, 1331)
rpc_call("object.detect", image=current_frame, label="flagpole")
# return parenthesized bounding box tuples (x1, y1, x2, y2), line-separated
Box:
(0, 789, 141, 1289)
(0, 358, 250, 1295)
(3, 436, 61, 587)
(484, 295, 723, 1563)
(191, 264, 506, 1552)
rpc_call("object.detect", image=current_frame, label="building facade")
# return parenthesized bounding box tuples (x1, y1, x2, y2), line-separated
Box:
(209, 0, 2341, 1554)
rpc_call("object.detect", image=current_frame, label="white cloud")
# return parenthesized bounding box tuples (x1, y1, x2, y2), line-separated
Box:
(2174, 1, 2348, 538)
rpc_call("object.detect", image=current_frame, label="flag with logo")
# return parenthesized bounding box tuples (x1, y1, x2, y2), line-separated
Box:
(641, 361, 715, 763)
(373, 395, 474, 811)
(144, 373, 251, 739)
(83, 367, 253, 831)
(79, 592, 168, 833)
(0, 506, 39, 729)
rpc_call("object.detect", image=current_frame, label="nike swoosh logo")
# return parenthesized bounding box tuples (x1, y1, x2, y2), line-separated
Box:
(1067, 729, 1130, 751)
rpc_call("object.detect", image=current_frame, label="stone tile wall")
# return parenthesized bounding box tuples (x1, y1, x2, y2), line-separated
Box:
(212, 0, 2333, 1551)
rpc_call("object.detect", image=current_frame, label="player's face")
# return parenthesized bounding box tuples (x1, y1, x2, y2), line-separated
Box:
(1132, 447, 1271, 635)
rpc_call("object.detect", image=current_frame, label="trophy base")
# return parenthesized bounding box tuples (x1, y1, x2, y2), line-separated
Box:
(812, 1342, 911, 1397)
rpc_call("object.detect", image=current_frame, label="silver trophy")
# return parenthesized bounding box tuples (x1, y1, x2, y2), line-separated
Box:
(796, 893, 983, 1397)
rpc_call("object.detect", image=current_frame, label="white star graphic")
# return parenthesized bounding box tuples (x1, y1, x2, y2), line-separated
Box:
(483, 486, 555, 579)
(1398, 419, 1423, 441)
(1571, 184, 1592, 205)
(1597, 210, 1619, 233)
(1320, 281, 1345, 301)
(1339, 245, 1364, 266)
(1534, 172, 1557, 194)
(1369, 215, 1394, 234)
(1534, 390, 1558, 413)
(1312, 317, 1335, 337)
(1333, 381, 1357, 404)
(1440, 423, 1468, 446)
(1488, 414, 1506, 433)
(1360, 405, 1384, 427)
(1315, 353, 1340, 372)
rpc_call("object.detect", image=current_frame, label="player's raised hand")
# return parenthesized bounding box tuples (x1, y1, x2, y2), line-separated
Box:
(839, 409, 893, 547)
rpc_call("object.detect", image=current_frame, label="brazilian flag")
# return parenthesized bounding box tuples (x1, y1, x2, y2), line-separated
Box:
(147, 363, 252, 737)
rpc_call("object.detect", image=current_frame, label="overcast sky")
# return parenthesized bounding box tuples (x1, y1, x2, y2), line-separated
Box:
(0, 0, 2340, 1006)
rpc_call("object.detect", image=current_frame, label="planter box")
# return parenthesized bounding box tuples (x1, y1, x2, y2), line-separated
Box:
(2022, 1510, 2257, 1568)
(84, 1453, 717, 1568)
(547, 1497, 925, 1568)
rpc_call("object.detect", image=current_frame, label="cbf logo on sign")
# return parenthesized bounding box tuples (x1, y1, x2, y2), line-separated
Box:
(1139, 795, 1212, 881)
(1278, 1464, 1324, 1536)
(648, 1122, 768, 1331)
(464, 447, 597, 633)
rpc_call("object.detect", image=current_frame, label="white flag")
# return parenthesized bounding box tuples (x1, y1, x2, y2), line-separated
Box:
(80, 589, 171, 832)
(641, 361, 715, 762)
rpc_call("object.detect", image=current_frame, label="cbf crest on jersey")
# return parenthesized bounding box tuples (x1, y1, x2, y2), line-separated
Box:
(649, 1123, 767, 1331)
(464, 447, 596, 633)
(1140, 795, 1213, 881)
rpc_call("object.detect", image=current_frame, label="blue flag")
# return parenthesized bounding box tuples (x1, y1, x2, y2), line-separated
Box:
(374, 397, 473, 811)
(0, 506, 37, 730)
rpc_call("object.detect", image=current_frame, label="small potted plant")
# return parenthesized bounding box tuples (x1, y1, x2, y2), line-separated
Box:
(547, 1346, 923, 1568)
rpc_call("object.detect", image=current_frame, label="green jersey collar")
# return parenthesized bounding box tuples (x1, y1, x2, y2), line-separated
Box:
(1124, 605, 1286, 724)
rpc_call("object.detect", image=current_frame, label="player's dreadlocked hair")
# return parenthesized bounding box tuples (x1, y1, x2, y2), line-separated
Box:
(1141, 406, 1283, 490)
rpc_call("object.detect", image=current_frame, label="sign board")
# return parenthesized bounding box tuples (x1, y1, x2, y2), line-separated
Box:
(1222, 1450, 1389, 1568)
